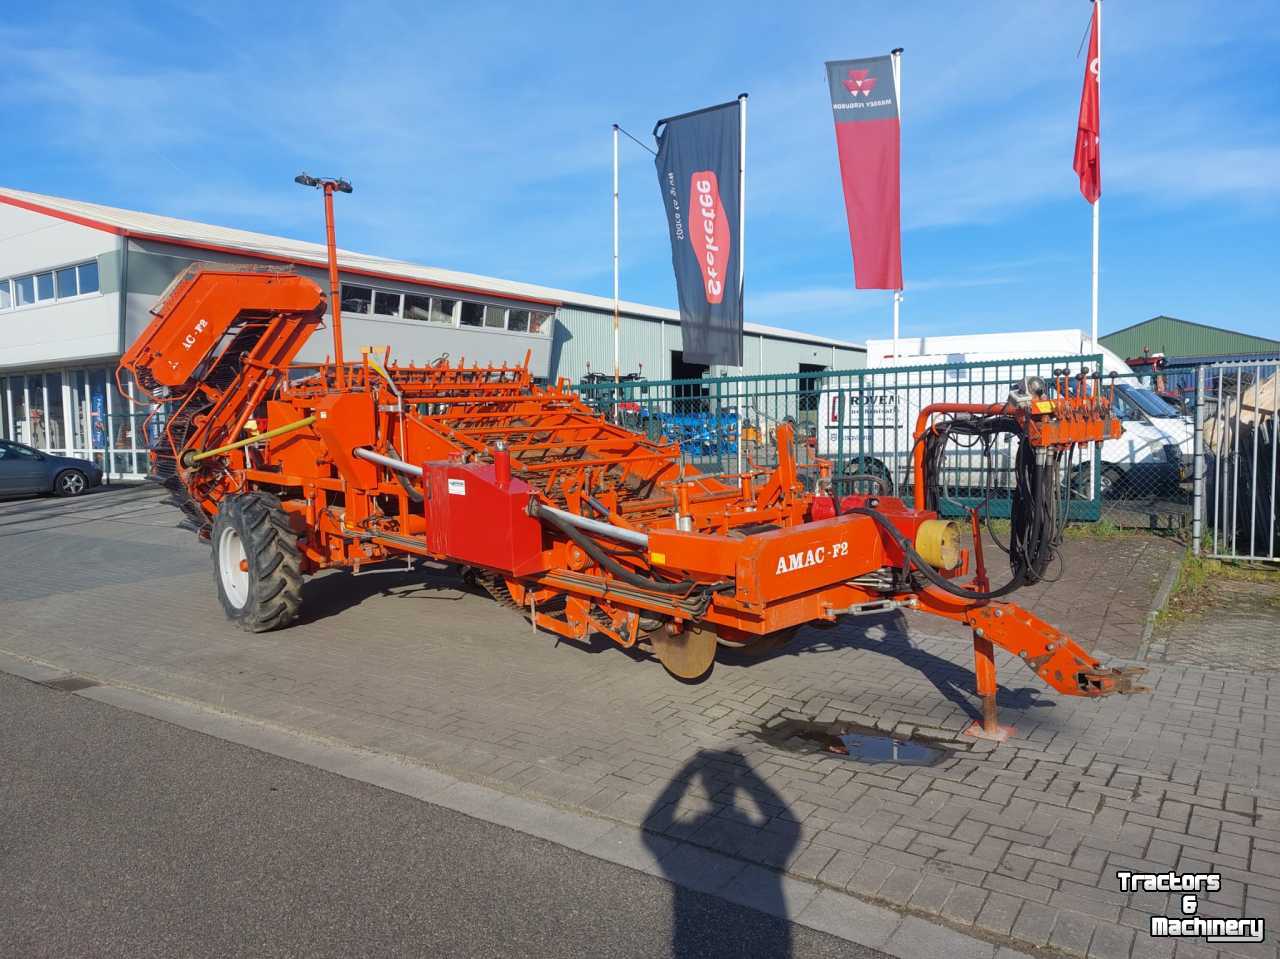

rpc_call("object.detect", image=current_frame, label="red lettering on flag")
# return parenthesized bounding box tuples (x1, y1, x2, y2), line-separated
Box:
(688, 171, 730, 304)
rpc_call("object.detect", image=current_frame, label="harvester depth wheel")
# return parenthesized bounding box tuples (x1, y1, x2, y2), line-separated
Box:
(211, 492, 303, 633)
(650, 625, 717, 681)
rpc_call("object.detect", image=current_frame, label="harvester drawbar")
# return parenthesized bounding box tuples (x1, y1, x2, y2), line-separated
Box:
(119, 178, 1145, 739)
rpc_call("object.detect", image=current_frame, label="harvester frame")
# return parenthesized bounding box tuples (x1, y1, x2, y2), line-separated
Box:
(119, 178, 1144, 740)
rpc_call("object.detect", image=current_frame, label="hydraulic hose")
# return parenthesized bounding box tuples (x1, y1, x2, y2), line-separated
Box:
(847, 506, 1027, 601)
(386, 443, 424, 503)
(529, 500, 697, 596)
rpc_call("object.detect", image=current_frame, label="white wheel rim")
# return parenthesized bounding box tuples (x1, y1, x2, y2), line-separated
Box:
(218, 527, 250, 609)
(62, 473, 84, 494)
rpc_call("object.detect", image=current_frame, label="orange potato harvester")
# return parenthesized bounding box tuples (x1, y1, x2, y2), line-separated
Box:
(120, 179, 1144, 740)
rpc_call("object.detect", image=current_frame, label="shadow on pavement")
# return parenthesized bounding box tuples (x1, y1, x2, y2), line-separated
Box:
(775, 611, 1055, 725)
(644, 748, 800, 958)
(296, 565, 471, 624)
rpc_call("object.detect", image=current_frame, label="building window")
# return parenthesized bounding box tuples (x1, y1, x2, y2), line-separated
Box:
(78, 261, 99, 294)
(56, 266, 78, 298)
(14, 275, 35, 307)
(339, 279, 546, 334)
(459, 302, 485, 327)
(402, 293, 432, 322)
(340, 284, 372, 314)
(430, 298, 457, 324)
(2, 259, 100, 307)
(403, 294, 455, 324)
(507, 309, 551, 334)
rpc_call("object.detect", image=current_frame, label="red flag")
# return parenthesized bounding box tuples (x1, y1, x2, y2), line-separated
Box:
(1073, 5, 1101, 203)
(826, 56, 903, 290)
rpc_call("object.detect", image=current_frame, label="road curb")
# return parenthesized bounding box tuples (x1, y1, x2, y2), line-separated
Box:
(0, 648, 1033, 959)
(1136, 546, 1184, 662)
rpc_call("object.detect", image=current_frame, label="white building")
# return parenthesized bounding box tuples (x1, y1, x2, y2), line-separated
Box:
(0, 187, 864, 479)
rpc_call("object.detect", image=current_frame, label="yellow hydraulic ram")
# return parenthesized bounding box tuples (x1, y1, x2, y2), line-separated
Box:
(182, 415, 317, 467)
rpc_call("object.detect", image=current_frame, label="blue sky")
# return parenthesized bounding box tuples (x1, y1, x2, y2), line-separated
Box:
(2, 0, 1277, 345)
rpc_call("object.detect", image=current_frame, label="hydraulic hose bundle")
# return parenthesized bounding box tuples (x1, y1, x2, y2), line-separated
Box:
(877, 410, 1075, 599)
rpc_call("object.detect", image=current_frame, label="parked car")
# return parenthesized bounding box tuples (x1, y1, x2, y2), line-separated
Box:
(0, 440, 104, 497)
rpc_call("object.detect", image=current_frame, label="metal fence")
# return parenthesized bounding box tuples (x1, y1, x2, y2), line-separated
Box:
(1195, 360, 1280, 562)
(576, 354, 1105, 522)
(573, 353, 1278, 559)
(1091, 371, 1194, 533)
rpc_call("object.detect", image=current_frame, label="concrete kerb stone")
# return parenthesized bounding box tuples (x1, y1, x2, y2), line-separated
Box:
(0, 650, 1033, 959)
(1136, 546, 1185, 661)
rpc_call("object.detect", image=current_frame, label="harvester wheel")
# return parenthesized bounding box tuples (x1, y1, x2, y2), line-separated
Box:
(649, 624, 717, 681)
(211, 492, 303, 632)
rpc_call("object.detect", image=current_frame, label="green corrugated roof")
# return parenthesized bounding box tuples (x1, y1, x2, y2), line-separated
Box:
(1100, 315, 1280, 361)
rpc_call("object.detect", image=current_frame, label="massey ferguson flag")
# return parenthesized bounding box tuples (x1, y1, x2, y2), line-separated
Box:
(654, 100, 743, 367)
(826, 55, 903, 290)
(1073, 4, 1102, 203)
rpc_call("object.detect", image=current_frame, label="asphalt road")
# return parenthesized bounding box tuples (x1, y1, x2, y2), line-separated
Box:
(0, 671, 879, 959)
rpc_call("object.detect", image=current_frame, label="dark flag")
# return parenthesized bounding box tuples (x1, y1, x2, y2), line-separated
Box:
(825, 55, 902, 290)
(654, 99, 743, 367)
(1073, 4, 1101, 203)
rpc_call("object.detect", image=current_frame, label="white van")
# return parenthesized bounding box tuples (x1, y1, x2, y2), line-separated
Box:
(819, 329, 1191, 498)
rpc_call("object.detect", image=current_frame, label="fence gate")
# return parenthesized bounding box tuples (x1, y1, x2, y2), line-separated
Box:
(1196, 360, 1280, 562)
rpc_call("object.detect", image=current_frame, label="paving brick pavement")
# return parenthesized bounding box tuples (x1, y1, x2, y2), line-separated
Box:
(1, 487, 1276, 959)
(1151, 577, 1280, 674)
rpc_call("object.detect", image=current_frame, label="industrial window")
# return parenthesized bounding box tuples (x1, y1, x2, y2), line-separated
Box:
(78, 261, 99, 294)
(506, 309, 548, 333)
(506, 309, 550, 334)
(403, 294, 454, 324)
(338, 279, 544, 333)
(13, 275, 35, 307)
(402, 293, 432, 321)
(56, 266, 78, 298)
(430, 298, 457, 324)
(340, 284, 372, 314)
(2, 259, 100, 308)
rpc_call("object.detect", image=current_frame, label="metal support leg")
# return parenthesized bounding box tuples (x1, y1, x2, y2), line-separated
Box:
(963, 631, 1012, 742)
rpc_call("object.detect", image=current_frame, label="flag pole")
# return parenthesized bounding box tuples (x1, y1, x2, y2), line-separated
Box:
(1090, 0, 1101, 347)
(612, 123, 621, 383)
(737, 92, 748, 475)
(891, 47, 904, 361)
(737, 93, 748, 325)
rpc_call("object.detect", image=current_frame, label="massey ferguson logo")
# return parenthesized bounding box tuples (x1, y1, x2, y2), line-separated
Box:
(688, 171, 730, 304)
(843, 68, 878, 97)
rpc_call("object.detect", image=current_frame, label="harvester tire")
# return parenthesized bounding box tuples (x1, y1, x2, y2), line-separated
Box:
(211, 492, 303, 632)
